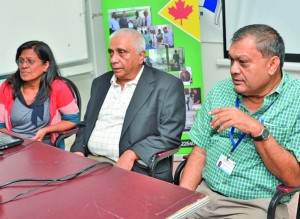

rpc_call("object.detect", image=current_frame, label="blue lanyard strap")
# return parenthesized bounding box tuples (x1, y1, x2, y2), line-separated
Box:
(228, 98, 246, 159)
(229, 128, 246, 154)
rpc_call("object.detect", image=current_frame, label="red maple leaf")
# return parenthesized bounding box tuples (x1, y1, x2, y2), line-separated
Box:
(168, 0, 193, 26)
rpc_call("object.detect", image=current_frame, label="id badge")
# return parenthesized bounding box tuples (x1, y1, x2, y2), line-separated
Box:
(216, 154, 236, 175)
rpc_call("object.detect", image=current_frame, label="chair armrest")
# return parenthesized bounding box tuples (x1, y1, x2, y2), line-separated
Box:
(276, 184, 300, 193)
(54, 122, 85, 148)
(56, 121, 85, 137)
(267, 184, 300, 219)
(174, 155, 189, 185)
(149, 148, 179, 177)
(182, 155, 189, 160)
(156, 148, 179, 159)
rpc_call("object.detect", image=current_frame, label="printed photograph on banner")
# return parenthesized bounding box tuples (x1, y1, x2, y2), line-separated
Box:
(148, 47, 185, 72)
(185, 88, 201, 111)
(108, 6, 151, 35)
(189, 88, 201, 110)
(169, 48, 184, 71)
(185, 110, 197, 132)
(138, 24, 174, 50)
(173, 66, 193, 85)
(184, 87, 202, 132)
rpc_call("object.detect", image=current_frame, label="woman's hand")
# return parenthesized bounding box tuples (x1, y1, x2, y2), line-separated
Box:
(31, 127, 48, 142)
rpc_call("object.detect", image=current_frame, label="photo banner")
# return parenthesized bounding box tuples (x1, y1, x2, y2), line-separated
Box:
(101, 0, 203, 155)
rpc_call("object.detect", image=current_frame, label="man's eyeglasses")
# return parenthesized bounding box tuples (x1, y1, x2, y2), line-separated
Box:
(16, 59, 40, 66)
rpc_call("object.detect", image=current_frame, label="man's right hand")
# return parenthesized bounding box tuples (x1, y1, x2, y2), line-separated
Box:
(209, 107, 263, 136)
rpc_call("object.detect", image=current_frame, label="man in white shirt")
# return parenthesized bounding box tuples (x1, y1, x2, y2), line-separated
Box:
(71, 28, 185, 182)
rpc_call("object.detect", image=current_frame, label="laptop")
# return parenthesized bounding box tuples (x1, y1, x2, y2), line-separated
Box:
(0, 132, 24, 150)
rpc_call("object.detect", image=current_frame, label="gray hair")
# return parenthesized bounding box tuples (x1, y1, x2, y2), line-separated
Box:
(231, 24, 285, 69)
(110, 28, 146, 54)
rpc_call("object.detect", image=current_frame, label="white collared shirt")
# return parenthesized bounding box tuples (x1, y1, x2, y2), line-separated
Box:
(88, 66, 144, 161)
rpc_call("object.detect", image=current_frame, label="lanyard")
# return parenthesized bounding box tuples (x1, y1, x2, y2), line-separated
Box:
(228, 98, 246, 159)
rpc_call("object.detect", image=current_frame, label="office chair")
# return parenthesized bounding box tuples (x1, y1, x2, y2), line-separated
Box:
(173, 155, 300, 219)
(54, 76, 82, 149)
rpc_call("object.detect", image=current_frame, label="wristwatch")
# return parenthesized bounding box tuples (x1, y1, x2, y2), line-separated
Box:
(251, 127, 270, 141)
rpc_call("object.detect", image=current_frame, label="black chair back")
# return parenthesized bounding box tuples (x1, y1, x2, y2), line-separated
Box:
(54, 76, 82, 148)
(60, 76, 82, 119)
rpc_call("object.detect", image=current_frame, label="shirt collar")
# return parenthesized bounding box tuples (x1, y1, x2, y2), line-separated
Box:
(270, 70, 286, 95)
(111, 65, 144, 86)
(236, 70, 286, 101)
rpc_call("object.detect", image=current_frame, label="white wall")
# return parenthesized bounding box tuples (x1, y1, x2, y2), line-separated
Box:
(0, 0, 106, 118)
(67, 0, 107, 118)
(201, 42, 228, 97)
(0, 0, 90, 76)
